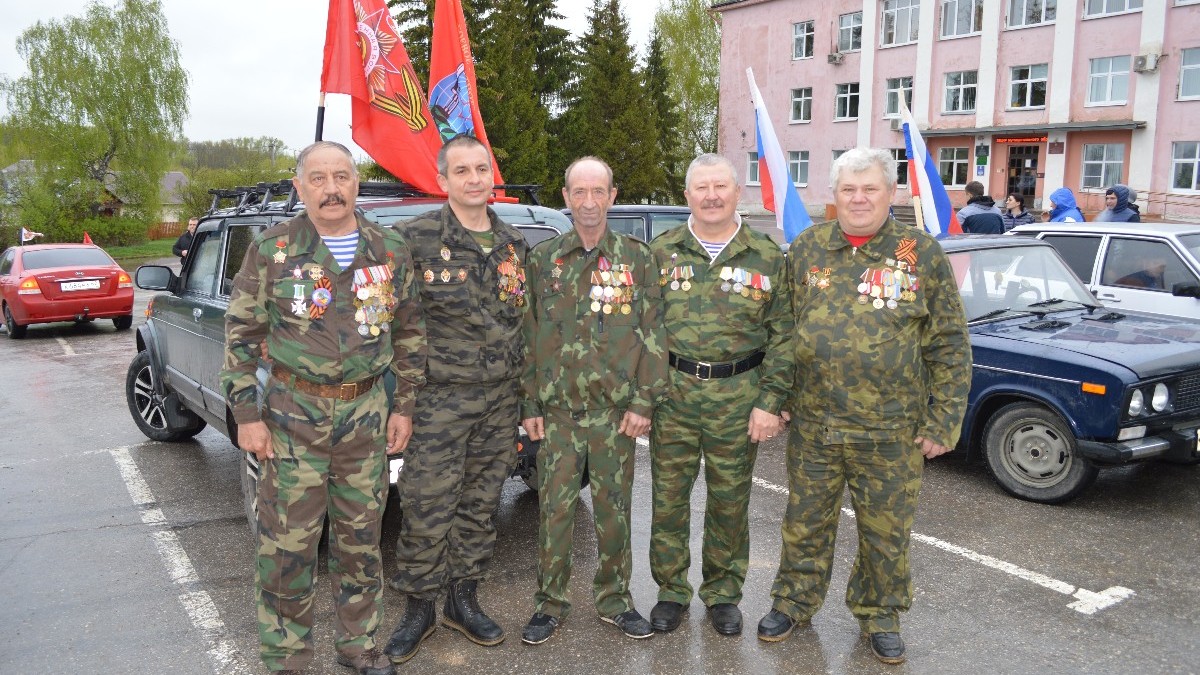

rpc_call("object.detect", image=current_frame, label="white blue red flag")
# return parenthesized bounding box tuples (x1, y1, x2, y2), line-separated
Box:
(746, 68, 811, 243)
(899, 97, 961, 237)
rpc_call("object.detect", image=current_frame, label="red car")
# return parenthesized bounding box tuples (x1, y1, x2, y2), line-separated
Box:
(0, 243, 134, 339)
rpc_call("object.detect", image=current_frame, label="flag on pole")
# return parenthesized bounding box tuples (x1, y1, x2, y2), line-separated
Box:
(321, 0, 443, 194)
(746, 68, 812, 244)
(899, 97, 961, 237)
(20, 227, 44, 243)
(82, 232, 94, 245)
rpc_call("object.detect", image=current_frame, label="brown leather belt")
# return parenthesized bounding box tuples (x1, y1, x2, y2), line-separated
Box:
(271, 365, 379, 402)
(668, 351, 765, 380)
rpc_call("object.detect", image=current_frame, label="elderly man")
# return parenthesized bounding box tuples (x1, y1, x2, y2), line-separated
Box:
(757, 147, 970, 665)
(222, 141, 426, 675)
(519, 156, 668, 645)
(646, 153, 792, 636)
(385, 134, 528, 663)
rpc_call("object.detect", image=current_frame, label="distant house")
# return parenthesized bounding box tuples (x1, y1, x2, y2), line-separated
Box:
(160, 171, 188, 225)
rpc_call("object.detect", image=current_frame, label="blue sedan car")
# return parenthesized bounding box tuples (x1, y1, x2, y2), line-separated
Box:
(943, 236, 1200, 503)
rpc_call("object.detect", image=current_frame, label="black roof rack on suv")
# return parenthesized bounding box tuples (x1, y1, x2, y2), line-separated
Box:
(206, 180, 547, 217)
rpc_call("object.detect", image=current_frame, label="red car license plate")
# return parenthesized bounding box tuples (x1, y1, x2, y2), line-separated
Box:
(61, 280, 101, 292)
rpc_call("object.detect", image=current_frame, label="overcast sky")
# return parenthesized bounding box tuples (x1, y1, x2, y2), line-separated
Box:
(0, 0, 663, 164)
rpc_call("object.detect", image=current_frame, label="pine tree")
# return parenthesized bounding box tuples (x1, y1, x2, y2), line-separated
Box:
(387, 0, 434, 85)
(644, 29, 684, 204)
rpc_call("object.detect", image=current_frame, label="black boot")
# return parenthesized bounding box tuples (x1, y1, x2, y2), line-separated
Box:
(442, 580, 505, 646)
(383, 597, 435, 664)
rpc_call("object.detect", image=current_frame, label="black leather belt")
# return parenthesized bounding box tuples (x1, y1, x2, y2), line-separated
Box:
(668, 351, 765, 380)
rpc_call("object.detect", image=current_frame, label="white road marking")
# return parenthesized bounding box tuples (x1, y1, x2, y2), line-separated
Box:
(110, 447, 251, 673)
(55, 337, 76, 356)
(750, 475, 1134, 615)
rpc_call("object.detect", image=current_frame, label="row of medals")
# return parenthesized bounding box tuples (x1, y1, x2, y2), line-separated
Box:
(589, 266, 635, 315)
(660, 265, 773, 301)
(856, 265, 918, 310)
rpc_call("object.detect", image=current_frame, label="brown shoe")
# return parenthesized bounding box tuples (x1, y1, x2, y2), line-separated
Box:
(335, 646, 396, 675)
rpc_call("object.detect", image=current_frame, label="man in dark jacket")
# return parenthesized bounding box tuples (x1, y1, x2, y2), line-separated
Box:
(1095, 184, 1141, 222)
(172, 218, 198, 260)
(956, 182, 1004, 234)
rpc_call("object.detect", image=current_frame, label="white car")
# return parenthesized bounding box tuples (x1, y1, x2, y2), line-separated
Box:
(1009, 222, 1200, 319)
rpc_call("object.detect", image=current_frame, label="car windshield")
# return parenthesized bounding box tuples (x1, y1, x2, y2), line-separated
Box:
(22, 248, 115, 270)
(949, 244, 1098, 321)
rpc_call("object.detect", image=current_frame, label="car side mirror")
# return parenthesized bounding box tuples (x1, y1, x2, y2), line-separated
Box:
(135, 265, 176, 291)
(1172, 283, 1200, 299)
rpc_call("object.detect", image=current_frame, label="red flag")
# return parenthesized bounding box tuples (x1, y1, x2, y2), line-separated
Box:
(429, 0, 504, 187)
(82, 232, 93, 245)
(321, 0, 442, 194)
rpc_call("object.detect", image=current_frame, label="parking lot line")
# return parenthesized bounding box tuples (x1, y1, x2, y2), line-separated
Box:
(54, 337, 76, 356)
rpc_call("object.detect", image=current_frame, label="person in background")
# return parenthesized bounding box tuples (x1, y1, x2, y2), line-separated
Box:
(1046, 188, 1085, 223)
(1095, 184, 1141, 223)
(1001, 193, 1036, 231)
(173, 217, 198, 260)
(956, 181, 1004, 234)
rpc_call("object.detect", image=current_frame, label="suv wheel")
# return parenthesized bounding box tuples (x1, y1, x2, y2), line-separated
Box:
(4, 304, 27, 339)
(983, 403, 1098, 504)
(113, 314, 133, 330)
(240, 450, 260, 541)
(125, 350, 207, 441)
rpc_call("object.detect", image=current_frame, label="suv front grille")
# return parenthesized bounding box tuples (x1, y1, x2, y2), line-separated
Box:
(1177, 372, 1200, 413)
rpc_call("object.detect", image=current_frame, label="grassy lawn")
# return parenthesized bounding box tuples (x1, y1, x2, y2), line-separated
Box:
(108, 238, 176, 270)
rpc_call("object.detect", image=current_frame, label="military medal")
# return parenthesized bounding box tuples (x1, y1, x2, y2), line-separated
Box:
(351, 263, 396, 336)
(458, 268, 467, 282)
(621, 304, 631, 315)
(603, 303, 613, 314)
(496, 244, 526, 306)
(291, 299, 307, 317)
(440, 246, 452, 261)
(720, 266, 733, 292)
(598, 256, 612, 284)
(292, 265, 304, 279)
(591, 300, 602, 312)
(873, 298, 885, 309)
(309, 274, 334, 320)
(441, 268, 451, 283)
(273, 240, 287, 264)
(680, 266, 693, 292)
(670, 267, 680, 291)
(358, 324, 371, 336)
(424, 269, 434, 283)
(552, 258, 563, 278)
(311, 287, 332, 308)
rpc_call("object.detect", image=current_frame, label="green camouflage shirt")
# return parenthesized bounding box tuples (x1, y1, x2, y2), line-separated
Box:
(403, 205, 527, 384)
(520, 226, 668, 419)
(221, 212, 427, 422)
(788, 217, 971, 447)
(651, 222, 794, 414)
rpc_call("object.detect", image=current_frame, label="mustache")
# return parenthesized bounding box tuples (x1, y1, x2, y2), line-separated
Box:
(320, 194, 346, 207)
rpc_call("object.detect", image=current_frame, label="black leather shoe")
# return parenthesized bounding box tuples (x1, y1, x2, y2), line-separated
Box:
(707, 603, 742, 636)
(383, 597, 435, 664)
(757, 609, 796, 642)
(442, 580, 505, 646)
(335, 647, 396, 675)
(866, 631, 906, 664)
(521, 613, 559, 645)
(649, 601, 687, 632)
(601, 609, 654, 639)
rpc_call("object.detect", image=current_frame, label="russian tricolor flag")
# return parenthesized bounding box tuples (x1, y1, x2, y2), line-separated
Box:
(899, 97, 961, 237)
(747, 68, 811, 244)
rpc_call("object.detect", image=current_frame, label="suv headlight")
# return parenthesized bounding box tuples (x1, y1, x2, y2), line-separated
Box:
(1128, 389, 1144, 416)
(1151, 382, 1170, 412)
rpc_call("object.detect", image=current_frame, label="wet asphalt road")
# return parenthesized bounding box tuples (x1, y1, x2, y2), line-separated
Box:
(1, 283, 1198, 675)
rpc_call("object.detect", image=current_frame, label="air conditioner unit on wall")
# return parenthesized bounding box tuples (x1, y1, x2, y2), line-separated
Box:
(889, 118, 902, 131)
(1132, 53, 1160, 73)
(827, 52, 844, 65)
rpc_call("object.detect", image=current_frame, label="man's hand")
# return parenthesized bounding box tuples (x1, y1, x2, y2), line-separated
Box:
(387, 415, 413, 455)
(238, 420, 272, 462)
(915, 436, 952, 459)
(181, 249, 188, 257)
(522, 417, 545, 441)
(618, 411, 651, 439)
(748, 407, 784, 443)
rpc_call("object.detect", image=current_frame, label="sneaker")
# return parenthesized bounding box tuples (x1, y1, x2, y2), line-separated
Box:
(600, 609, 654, 639)
(521, 613, 559, 645)
(866, 631, 906, 664)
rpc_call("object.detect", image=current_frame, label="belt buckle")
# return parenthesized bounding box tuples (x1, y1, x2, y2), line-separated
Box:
(339, 382, 357, 401)
(695, 361, 712, 380)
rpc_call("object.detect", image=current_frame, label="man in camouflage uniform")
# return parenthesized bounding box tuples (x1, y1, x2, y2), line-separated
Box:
(222, 141, 426, 675)
(757, 147, 970, 665)
(647, 153, 793, 637)
(518, 156, 669, 644)
(385, 135, 527, 663)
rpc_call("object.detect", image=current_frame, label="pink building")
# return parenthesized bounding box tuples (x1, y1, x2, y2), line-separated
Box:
(714, 0, 1200, 221)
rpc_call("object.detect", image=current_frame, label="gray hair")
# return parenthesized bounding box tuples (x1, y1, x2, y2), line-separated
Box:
(685, 153, 739, 190)
(437, 134, 489, 176)
(295, 141, 357, 178)
(564, 156, 614, 190)
(830, 147, 896, 190)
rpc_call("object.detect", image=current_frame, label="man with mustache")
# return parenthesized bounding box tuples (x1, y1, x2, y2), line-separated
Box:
(222, 141, 427, 675)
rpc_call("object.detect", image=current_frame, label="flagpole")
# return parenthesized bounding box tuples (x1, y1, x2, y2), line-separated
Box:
(315, 93, 326, 142)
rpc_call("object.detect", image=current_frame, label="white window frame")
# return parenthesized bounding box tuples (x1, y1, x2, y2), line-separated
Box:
(891, 148, 910, 186)
(884, 77, 914, 118)
(1171, 142, 1200, 192)
(939, 147, 970, 187)
(788, 150, 810, 186)
(944, 70, 978, 113)
(881, 0, 920, 47)
(1010, 63, 1049, 108)
(1081, 143, 1124, 189)
(941, 0, 984, 38)
(1008, 0, 1057, 28)
(835, 82, 861, 120)
(746, 152, 760, 186)
(838, 12, 863, 52)
(1087, 56, 1131, 106)
(790, 87, 813, 123)
(1084, 0, 1143, 17)
(1181, 48, 1200, 100)
(792, 20, 815, 59)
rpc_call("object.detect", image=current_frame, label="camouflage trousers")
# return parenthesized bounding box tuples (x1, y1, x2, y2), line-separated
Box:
(535, 406, 636, 619)
(649, 368, 759, 607)
(256, 376, 390, 671)
(392, 380, 518, 600)
(769, 424, 924, 634)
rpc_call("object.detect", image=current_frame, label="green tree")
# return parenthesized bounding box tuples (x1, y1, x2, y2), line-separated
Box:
(644, 28, 684, 203)
(182, 137, 289, 172)
(654, 0, 719, 156)
(1, 0, 188, 237)
(388, 0, 435, 85)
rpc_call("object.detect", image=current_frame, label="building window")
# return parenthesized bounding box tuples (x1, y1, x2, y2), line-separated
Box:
(793, 21, 814, 59)
(1181, 48, 1200, 99)
(944, 70, 978, 112)
(1088, 56, 1130, 105)
(835, 83, 861, 119)
(1008, 0, 1056, 27)
(746, 152, 760, 185)
(1010, 64, 1048, 108)
(788, 151, 810, 185)
(942, 0, 984, 37)
(881, 0, 920, 46)
(1171, 142, 1200, 191)
(885, 77, 914, 117)
(1082, 143, 1124, 189)
(1085, 0, 1142, 15)
(939, 147, 970, 187)
(790, 87, 812, 122)
(891, 148, 909, 186)
(838, 12, 863, 52)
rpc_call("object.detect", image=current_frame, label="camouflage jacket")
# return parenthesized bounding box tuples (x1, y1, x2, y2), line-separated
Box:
(221, 212, 427, 422)
(650, 221, 794, 414)
(520, 226, 669, 419)
(787, 217, 971, 447)
(404, 205, 527, 384)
